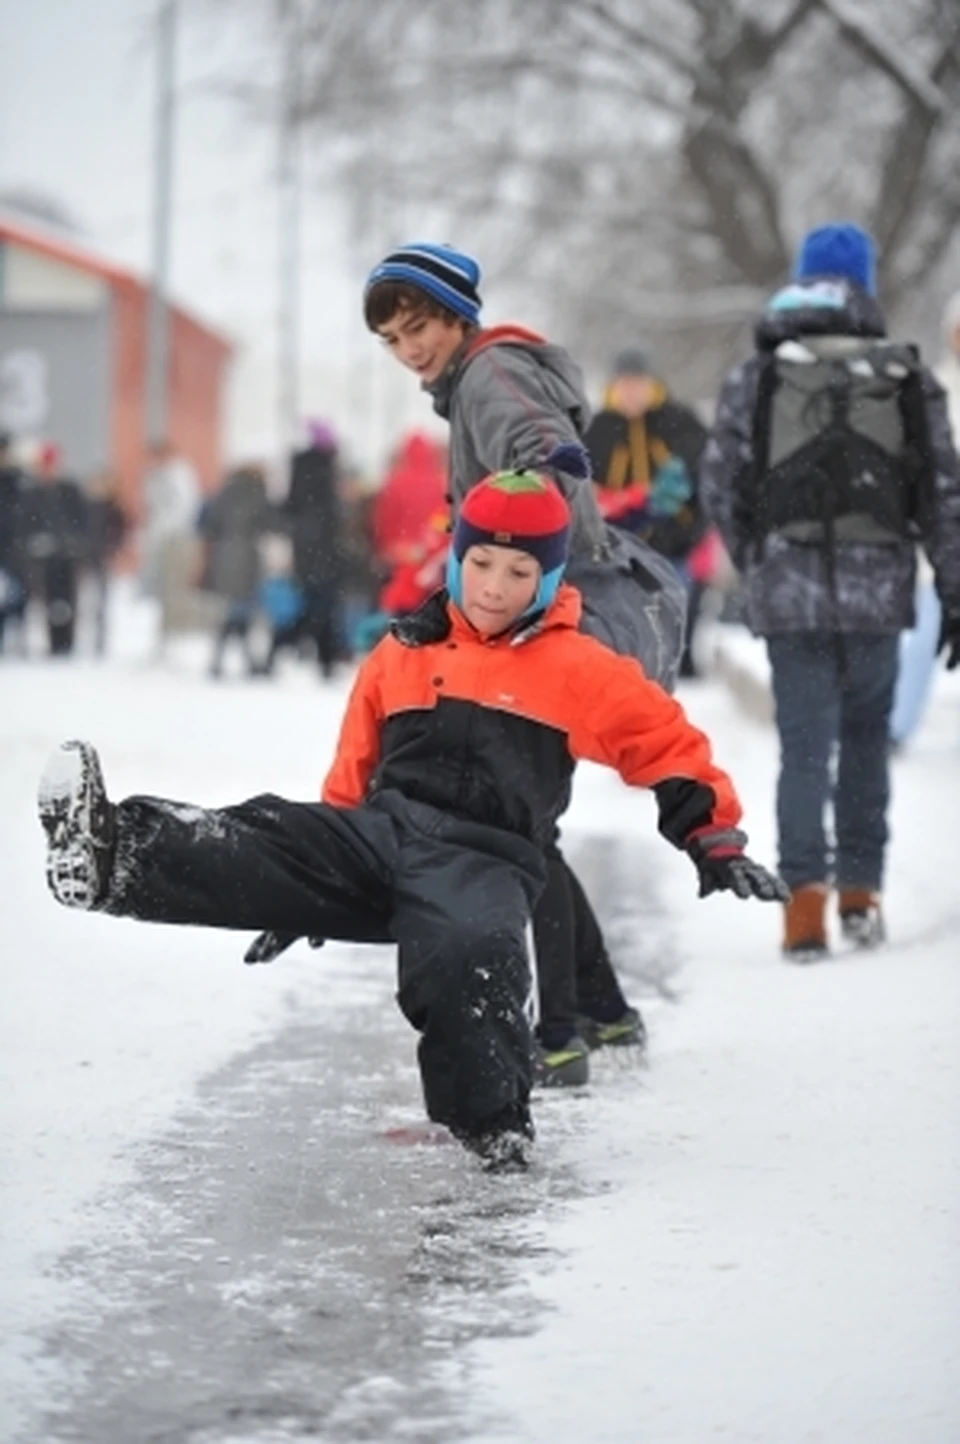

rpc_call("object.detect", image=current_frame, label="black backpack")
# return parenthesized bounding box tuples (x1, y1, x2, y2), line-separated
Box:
(746, 338, 934, 552)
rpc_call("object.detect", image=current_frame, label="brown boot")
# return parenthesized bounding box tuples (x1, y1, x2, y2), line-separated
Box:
(782, 883, 829, 960)
(838, 888, 885, 949)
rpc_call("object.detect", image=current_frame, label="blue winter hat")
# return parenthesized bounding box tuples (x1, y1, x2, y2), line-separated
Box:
(364, 242, 482, 324)
(793, 223, 877, 296)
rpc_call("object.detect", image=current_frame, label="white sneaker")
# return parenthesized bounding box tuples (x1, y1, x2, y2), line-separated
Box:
(38, 741, 114, 909)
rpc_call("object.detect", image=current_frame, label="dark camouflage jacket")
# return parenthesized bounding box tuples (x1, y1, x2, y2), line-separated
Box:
(700, 279, 960, 635)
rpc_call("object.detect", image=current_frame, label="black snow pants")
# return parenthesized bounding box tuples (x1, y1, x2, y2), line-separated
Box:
(532, 848, 628, 1049)
(103, 787, 545, 1136)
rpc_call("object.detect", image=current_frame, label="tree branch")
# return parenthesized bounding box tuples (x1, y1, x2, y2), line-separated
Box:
(572, 0, 699, 79)
(872, 37, 960, 256)
(817, 0, 952, 114)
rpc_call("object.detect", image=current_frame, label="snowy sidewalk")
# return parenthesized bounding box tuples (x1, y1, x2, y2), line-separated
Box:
(3, 613, 959, 1443)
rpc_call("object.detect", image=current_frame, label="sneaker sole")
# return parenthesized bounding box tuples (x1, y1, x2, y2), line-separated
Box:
(38, 741, 104, 909)
(533, 1050, 590, 1088)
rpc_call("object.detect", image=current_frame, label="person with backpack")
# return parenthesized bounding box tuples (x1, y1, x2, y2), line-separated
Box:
(700, 223, 960, 959)
(364, 243, 688, 1086)
(37, 472, 786, 1172)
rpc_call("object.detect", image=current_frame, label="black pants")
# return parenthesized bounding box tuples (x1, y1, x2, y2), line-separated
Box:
(104, 788, 544, 1135)
(43, 556, 79, 655)
(532, 850, 628, 1049)
(301, 580, 341, 676)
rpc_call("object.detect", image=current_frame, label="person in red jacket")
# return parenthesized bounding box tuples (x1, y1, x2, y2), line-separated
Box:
(37, 472, 785, 1173)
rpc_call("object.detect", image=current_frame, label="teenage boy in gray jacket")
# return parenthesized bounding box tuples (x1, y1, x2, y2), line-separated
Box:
(364, 242, 687, 1082)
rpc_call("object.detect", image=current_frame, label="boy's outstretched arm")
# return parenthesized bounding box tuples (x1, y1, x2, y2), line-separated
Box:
(566, 648, 787, 902)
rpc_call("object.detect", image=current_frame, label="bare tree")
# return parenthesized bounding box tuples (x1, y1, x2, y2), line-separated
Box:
(225, 0, 960, 391)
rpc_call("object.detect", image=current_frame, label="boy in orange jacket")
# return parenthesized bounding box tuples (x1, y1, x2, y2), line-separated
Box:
(38, 472, 784, 1172)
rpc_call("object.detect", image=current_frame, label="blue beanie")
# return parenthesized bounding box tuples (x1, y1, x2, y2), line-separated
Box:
(793, 223, 877, 296)
(364, 242, 482, 324)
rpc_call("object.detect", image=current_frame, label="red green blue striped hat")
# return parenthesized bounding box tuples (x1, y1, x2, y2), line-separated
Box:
(447, 470, 571, 613)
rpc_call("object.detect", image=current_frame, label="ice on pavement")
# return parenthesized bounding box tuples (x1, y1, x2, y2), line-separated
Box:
(2, 595, 959, 1443)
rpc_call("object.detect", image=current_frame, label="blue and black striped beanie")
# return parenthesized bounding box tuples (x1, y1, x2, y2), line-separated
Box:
(364, 242, 482, 324)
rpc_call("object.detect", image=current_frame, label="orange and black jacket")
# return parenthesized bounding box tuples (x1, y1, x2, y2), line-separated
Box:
(322, 584, 744, 854)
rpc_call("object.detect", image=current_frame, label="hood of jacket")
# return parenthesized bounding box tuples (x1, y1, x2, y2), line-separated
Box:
(755, 277, 887, 352)
(427, 325, 590, 432)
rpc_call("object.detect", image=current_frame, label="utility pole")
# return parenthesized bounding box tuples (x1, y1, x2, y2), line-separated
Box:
(145, 0, 178, 450)
(277, 0, 303, 458)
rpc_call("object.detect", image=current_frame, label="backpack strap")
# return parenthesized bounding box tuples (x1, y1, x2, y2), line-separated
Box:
(893, 345, 933, 529)
(747, 353, 780, 550)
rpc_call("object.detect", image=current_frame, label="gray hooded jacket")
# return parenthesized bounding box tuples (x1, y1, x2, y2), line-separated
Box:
(427, 325, 687, 688)
(428, 325, 607, 554)
(699, 279, 960, 636)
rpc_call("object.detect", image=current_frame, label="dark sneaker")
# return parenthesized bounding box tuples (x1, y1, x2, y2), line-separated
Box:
(38, 741, 115, 909)
(578, 1006, 647, 1052)
(533, 1032, 590, 1088)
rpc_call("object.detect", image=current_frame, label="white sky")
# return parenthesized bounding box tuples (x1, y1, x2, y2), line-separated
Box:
(0, 0, 440, 473)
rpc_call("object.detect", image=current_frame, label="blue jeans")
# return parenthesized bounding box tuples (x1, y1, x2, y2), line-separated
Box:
(766, 633, 899, 891)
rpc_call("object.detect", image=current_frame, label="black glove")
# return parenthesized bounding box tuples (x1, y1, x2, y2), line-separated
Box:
(688, 833, 788, 902)
(243, 931, 325, 965)
(937, 609, 960, 671)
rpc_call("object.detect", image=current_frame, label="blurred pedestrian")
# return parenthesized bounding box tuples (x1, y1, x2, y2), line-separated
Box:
(139, 440, 200, 599)
(18, 443, 89, 656)
(198, 463, 272, 679)
(585, 347, 710, 677)
(85, 468, 129, 656)
(0, 432, 28, 656)
(256, 531, 307, 676)
(889, 287, 960, 749)
(701, 223, 960, 958)
(285, 420, 344, 679)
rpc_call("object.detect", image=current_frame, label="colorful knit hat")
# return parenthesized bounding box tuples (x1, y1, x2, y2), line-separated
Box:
(446, 470, 571, 615)
(365, 242, 482, 324)
(793, 223, 877, 296)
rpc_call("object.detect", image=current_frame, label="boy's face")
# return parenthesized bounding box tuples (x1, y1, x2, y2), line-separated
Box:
(377, 304, 467, 384)
(460, 543, 540, 635)
(611, 374, 657, 418)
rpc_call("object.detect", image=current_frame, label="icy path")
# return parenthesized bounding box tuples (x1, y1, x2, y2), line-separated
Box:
(3, 609, 959, 1442)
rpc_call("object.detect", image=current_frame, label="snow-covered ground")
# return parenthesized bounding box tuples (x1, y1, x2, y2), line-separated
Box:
(2, 594, 959, 1443)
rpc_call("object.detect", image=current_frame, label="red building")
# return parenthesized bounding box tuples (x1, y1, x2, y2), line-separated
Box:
(0, 211, 232, 519)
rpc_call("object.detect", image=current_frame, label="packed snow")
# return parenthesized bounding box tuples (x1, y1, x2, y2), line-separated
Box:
(2, 593, 959, 1443)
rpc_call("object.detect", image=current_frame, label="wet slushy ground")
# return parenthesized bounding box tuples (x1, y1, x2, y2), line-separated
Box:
(30, 836, 675, 1444)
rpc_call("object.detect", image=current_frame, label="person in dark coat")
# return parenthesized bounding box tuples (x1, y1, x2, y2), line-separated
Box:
(0, 433, 29, 656)
(199, 464, 272, 678)
(85, 469, 129, 656)
(700, 223, 960, 957)
(285, 421, 344, 678)
(18, 443, 90, 656)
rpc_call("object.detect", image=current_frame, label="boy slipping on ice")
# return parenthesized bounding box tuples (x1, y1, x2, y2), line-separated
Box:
(38, 472, 786, 1173)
